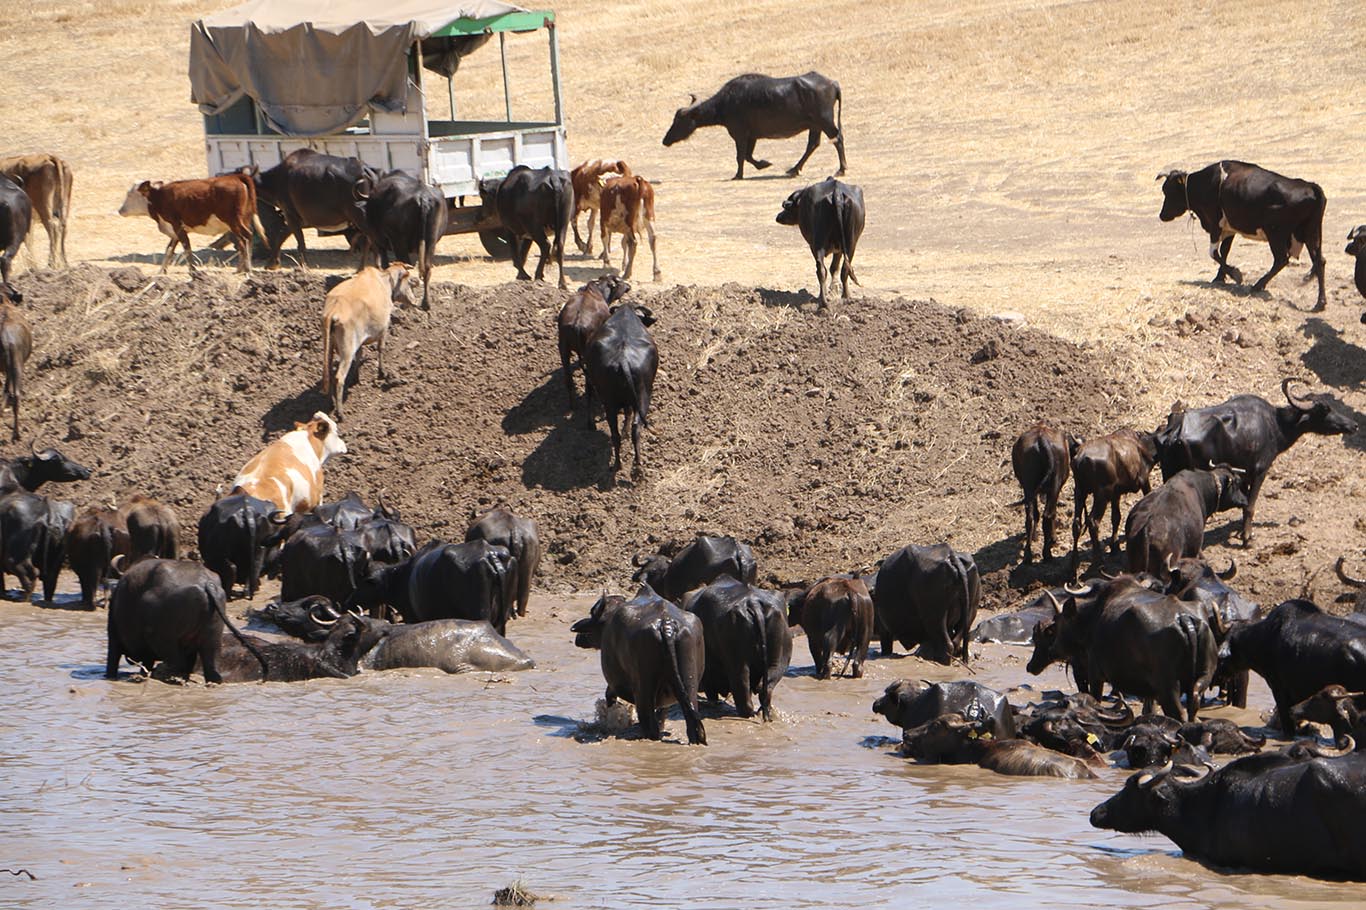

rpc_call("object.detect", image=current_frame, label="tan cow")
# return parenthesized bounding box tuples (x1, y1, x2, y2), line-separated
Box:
(570, 159, 629, 255)
(0, 154, 72, 269)
(321, 264, 416, 418)
(230, 412, 347, 515)
(599, 174, 661, 281)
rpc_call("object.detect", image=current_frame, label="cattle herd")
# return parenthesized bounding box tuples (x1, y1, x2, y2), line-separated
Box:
(4, 67, 1366, 883)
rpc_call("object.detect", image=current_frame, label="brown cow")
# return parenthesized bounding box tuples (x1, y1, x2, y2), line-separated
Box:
(599, 174, 661, 282)
(1012, 423, 1079, 564)
(0, 283, 32, 442)
(557, 274, 630, 404)
(118, 172, 262, 273)
(321, 264, 416, 418)
(0, 154, 72, 268)
(121, 494, 181, 560)
(787, 574, 873, 679)
(1070, 428, 1159, 580)
(570, 159, 628, 255)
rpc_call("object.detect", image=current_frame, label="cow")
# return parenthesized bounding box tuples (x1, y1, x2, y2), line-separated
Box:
(1155, 379, 1357, 544)
(662, 72, 846, 180)
(558, 275, 631, 404)
(121, 494, 180, 561)
(1011, 423, 1078, 564)
(65, 507, 131, 608)
(900, 715, 1098, 779)
(0, 446, 90, 495)
(1124, 467, 1247, 579)
(0, 154, 71, 269)
(872, 679, 1017, 739)
(1348, 225, 1366, 320)
(583, 303, 658, 477)
(355, 170, 445, 309)
(465, 507, 541, 619)
(775, 177, 864, 309)
(478, 165, 572, 289)
(0, 175, 32, 284)
(1225, 599, 1366, 736)
(1091, 747, 1366, 879)
(105, 557, 263, 682)
(570, 159, 629, 255)
(118, 172, 261, 273)
(229, 412, 347, 515)
(786, 574, 872, 679)
(196, 493, 276, 600)
(597, 173, 661, 282)
(0, 492, 74, 603)
(872, 543, 979, 664)
(0, 290, 32, 441)
(631, 535, 757, 602)
(275, 523, 372, 604)
(211, 614, 375, 683)
(254, 149, 379, 270)
(1157, 160, 1328, 310)
(346, 540, 517, 635)
(1069, 428, 1159, 580)
(684, 577, 792, 721)
(571, 587, 707, 745)
(321, 263, 416, 418)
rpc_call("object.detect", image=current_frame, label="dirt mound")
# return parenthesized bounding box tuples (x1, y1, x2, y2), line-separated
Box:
(11, 265, 1124, 593)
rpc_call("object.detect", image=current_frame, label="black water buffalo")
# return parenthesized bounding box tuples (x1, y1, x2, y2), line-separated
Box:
(466, 507, 541, 619)
(346, 540, 516, 634)
(254, 149, 378, 269)
(65, 507, 130, 608)
(276, 524, 372, 603)
(1225, 599, 1366, 735)
(631, 535, 757, 602)
(122, 495, 180, 561)
(0, 174, 32, 284)
(1091, 747, 1366, 879)
(872, 679, 1016, 738)
(571, 587, 707, 745)
(0, 446, 91, 495)
(0, 491, 74, 602)
(1124, 468, 1247, 578)
(1156, 380, 1357, 543)
(787, 574, 872, 678)
(1017, 692, 1135, 760)
(901, 714, 1098, 779)
(357, 514, 417, 566)
(583, 302, 658, 477)
(0, 292, 30, 442)
(1292, 685, 1366, 749)
(971, 590, 1068, 645)
(684, 577, 792, 720)
(559, 275, 631, 404)
(1347, 225, 1366, 319)
(196, 493, 277, 600)
(775, 177, 864, 309)
(357, 170, 446, 309)
(478, 165, 572, 289)
(210, 614, 376, 683)
(1166, 557, 1256, 707)
(1012, 423, 1078, 564)
(1157, 160, 1327, 310)
(872, 543, 979, 664)
(106, 558, 263, 682)
(313, 491, 375, 530)
(662, 72, 846, 180)
(1070, 428, 1159, 579)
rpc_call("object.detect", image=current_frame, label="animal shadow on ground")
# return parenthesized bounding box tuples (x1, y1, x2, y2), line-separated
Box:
(508, 372, 622, 491)
(756, 287, 817, 309)
(108, 248, 244, 271)
(260, 388, 335, 438)
(1300, 317, 1366, 392)
(1177, 278, 1271, 301)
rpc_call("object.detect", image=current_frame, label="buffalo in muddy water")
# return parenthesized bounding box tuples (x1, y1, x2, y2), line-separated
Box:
(632, 535, 757, 603)
(208, 613, 375, 683)
(684, 576, 792, 720)
(346, 540, 516, 634)
(787, 574, 872, 679)
(900, 714, 1097, 779)
(872, 679, 1016, 739)
(466, 507, 541, 619)
(65, 507, 131, 608)
(0, 491, 74, 602)
(872, 543, 979, 664)
(197, 493, 277, 600)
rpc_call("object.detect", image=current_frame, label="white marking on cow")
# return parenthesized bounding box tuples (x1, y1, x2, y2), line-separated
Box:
(118, 187, 149, 217)
(283, 466, 311, 509)
(1218, 215, 1267, 244)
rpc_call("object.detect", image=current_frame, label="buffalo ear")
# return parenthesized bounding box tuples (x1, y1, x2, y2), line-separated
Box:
(1063, 595, 1078, 617)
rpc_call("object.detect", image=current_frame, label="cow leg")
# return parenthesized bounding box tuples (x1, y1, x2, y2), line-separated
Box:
(814, 252, 829, 309)
(1184, 677, 1201, 722)
(159, 235, 179, 274)
(1070, 490, 1086, 581)
(607, 408, 623, 471)
(1307, 238, 1327, 311)
(630, 410, 645, 479)
(105, 626, 125, 679)
(1240, 472, 1267, 545)
(1158, 687, 1184, 721)
(289, 213, 310, 270)
(42, 215, 61, 270)
(553, 219, 568, 291)
(1108, 493, 1123, 555)
(732, 138, 748, 180)
(15, 560, 37, 602)
(830, 123, 848, 176)
(1210, 235, 1242, 285)
(333, 343, 358, 419)
(810, 632, 830, 680)
(1252, 231, 1291, 294)
(787, 128, 822, 177)
(375, 332, 389, 383)
(1022, 492, 1038, 564)
(1042, 491, 1059, 561)
(828, 250, 843, 297)
(512, 236, 533, 281)
(8, 381, 19, 443)
(559, 340, 576, 402)
(645, 218, 661, 282)
(1087, 493, 1107, 568)
(530, 233, 552, 283)
(636, 689, 660, 740)
(729, 660, 755, 718)
(572, 210, 587, 254)
(621, 228, 637, 280)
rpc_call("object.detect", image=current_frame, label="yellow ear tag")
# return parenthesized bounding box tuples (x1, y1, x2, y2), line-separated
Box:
(968, 730, 978, 739)
(1086, 733, 1100, 745)
(980, 732, 993, 741)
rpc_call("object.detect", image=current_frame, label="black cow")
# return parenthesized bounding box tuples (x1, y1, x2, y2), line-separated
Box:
(0, 446, 91, 495)
(1225, 599, 1366, 736)
(631, 535, 757, 602)
(1091, 748, 1366, 879)
(872, 679, 1017, 739)
(254, 149, 378, 269)
(775, 177, 865, 309)
(1157, 160, 1327, 310)
(65, 507, 130, 608)
(786, 574, 872, 679)
(559, 275, 631, 405)
(196, 493, 277, 600)
(356, 170, 446, 309)
(465, 507, 541, 619)
(0, 491, 74, 602)
(1166, 557, 1256, 707)
(313, 491, 375, 530)
(478, 165, 572, 290)
(662, 72, 847, 180)
(1347, 225, 1366, 320)
(0, 175, 32, 284)
(1011, 423, 1078, 564)
(0, 293, 31, 442)
(583, 303, 659, 477)
(872, 543, 979, 664)
(357, 514, 417, 566)
(1124, 468, 1247, 578)
(212, 614, 375, 683)
(276, 524, 372, 604)
(1156, 380, 1357, 544)
(571, 587, 707, 745)
(122, 495, 180, 561)
(684, 576, 792, 721)
(346, 540, 516, 634)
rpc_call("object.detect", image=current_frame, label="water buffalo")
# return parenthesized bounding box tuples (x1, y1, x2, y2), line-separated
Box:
(0, 446, 91, 495)
(209, 614, 376, 683)
(0, 174, 32, 284)
(1011, 423, 1078, 564)
(276, 523, 372, 604)
(1070, 428, 1159, 579)
(122, 494, 180, 560)
(478, 165, 572, 289)
(1166, 557, 1256, 707)
(872, 679, 1016, 739)
(662, 72, 846, 180)
(1292, 685, 1366, 748)
(466, 507, 541, 619)
(0, 293, 31, 442)
(197, 493, 277, 600)
(346, 540, 516, 634)
(558, 275, 631, 405)
(65, 507, 131, 608)
(786, 574, 872, 679)
(972, 589, 1069, 645)
(583, 302, 658, 477)
(356, 169, 446, 308)
(872, 543, 979, 664)
(901, 714, 1097, 779)
(684, 576, 792, 720)
(571, 587, 707, 745)
(775, 177, 865, 309)
(1124, 468, 1247, 579)
(1348, 225, 1366, 319)
(632, 535, 757, 604)
(0, 491, 74, 602)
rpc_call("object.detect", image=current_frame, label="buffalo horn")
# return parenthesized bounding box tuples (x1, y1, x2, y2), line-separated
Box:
(631, 552, 649, 568)
(1063, 581, 1092, 596)
(687, 93, 697, 106)
(1319, 735, 1356, 757)
(269, 510, 290, 525)
(1166, 553, 1177, 573)
(1207, 603, 1228, 638)
(1217, 558, 1237, 581)
(1042, 589, 1063, 616)
(308, 603, 340, 626)
(1099, 567, 1119, 580)
(1335, 556, 1366, 588)
(1282, 377, 1312, 410)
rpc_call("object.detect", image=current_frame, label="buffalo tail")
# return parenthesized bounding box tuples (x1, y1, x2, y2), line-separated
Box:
(211, 583, 269, 681)
(748, 598, 772, 721)
(660, 617, 705, 745)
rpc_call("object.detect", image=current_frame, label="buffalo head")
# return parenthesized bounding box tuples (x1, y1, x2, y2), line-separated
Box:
(1091, 761, 1209, 832)
(1346, 225, 1366, 258)
(775, 189, 802, 226)
(1156, 170, 1189, 222)
(1283, 379, 1358, 436)
(901, 713, 982, 763)
(25, 446, 92, 484)
(630, 552, 670, 591)
(662, 96, 699, 147)
(571, 593, 624, 650)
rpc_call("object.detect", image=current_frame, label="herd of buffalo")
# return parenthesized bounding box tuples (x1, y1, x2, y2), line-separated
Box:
(4, 67, 1366, 882)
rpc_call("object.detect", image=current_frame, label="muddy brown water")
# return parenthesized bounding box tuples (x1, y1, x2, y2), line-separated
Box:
(4, 590, 1365, 908)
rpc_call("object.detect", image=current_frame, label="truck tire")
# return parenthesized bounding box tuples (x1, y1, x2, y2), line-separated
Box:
(479, 230, 512, 261)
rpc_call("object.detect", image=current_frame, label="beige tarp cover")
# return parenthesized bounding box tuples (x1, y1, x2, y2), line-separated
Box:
(190, 1, 525, 136)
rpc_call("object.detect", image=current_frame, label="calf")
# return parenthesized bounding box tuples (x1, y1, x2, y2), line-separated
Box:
(872, 542, 979, 664)
(684, 576, 792, 721)
(1125, 467, 1247, 579)
(0, 154, 71, 269)
(558, 275, 630, 404)
(0, 175, 32, 284)
(230, 412, 347, 514)
(65, 507, 131, 608)
(1011, 423, 1078, 563)
(775, 177, 864, 309)
(1292, 685, 1366, 749)
(478, 165, 573, 289)
(118, 172, 261, 272)
(321, 264, 416, 418)
(570, 158, 628, 254)
(465, 507, 541, 619)
(631, 534, 757, 602)
(1347, 225, 1366, 321)
(121, 494, 180, 560)
(598, 173, 661, 282)
(787, 574, 873, 679)
(1070, 428, 1159, 579)
(583, 303, 658, 477)
(0, 491, 74, 602)
(0, 290, 32, 441)
(356, 171, 445, 309)
(197, 493, 276, 600)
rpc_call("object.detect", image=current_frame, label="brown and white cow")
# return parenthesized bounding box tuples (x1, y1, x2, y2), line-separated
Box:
(321, 263, 416, 418)
(0, 154, 73, 269)
(570, 159, 628, 256)
(118, 172, 263, 273)
(599, 174, 661, 282)
(230, 412, 347, 515)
